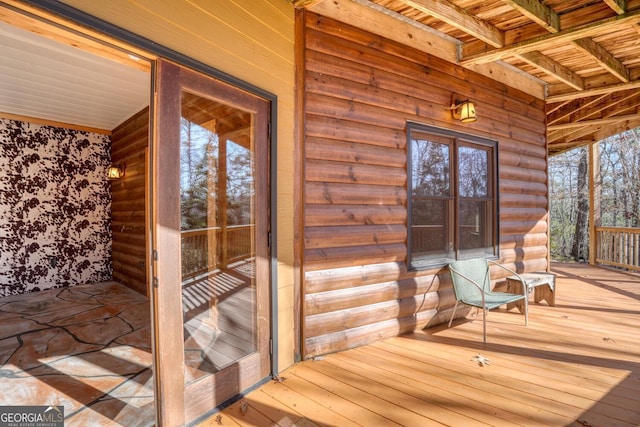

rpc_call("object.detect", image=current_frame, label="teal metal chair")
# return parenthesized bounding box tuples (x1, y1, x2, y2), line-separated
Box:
(448, 258, 528, 343)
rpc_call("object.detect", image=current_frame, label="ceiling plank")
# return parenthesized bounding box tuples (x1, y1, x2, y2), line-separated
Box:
(546, 78, 640, 102)
(519, 51, 584, 89)
(501, 0, 560, 33)
(547, 113, 640, 130)
(573, 37, 630, 82)
(398, 0, 505, 47)
(603, 0, 627, 14)
(460, 8, 640, 66)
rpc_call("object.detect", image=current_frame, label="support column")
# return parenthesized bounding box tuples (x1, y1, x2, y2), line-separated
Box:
(588, 142, 601, 265)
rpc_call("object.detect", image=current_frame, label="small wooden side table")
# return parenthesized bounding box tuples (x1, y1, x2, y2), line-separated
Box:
(506, 272, 556, 314)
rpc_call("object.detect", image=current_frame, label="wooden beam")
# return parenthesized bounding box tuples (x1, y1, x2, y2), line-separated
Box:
(547, 95, 608, 124)
(399, 0, 505, 47)
(309, 0, 545, 98)
(290, 0, 327, 7)
(398, 0, 568, 94)
(546, 78, 640, 102)
(548, 91, 639, 124)
(501, 0, 560, 33)
(519, 51, 584, 90)
(573, 37, 630, 82)
(460, 8, 640, 66)
(603, 0, 626, 14)
(547, 113, 640, 130)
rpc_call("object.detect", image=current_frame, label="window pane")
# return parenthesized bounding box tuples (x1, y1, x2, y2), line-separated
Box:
(410, 198, 454, 265)
(411, 137, 450, 197)
(458, 145, 488, 198)
(458, 199, 494, 257)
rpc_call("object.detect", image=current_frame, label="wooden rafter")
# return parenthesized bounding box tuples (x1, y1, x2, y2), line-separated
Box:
(398, 0, 504, 47)
(400, 0, 593, 89)
(603, 0, 627, 14)
(573, 37, 630, 82)
(547, 113, 639, 130)
(547, 94, 611, 124)
(290, 0, 325, 7)
(519, 51, 584, 90)
(547, 78, 640, 102)
(501, 0, 560, 33)
(460, 8, 640, 66)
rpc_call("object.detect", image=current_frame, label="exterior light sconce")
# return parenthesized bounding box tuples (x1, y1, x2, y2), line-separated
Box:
(450, 98, 477, 123)
(107, 163, 125, 179)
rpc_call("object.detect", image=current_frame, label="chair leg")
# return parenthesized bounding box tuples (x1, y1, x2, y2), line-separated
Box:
(448, 301, 459, 328)
(524, 293, 529, 327)
(482, 307, 487, 343)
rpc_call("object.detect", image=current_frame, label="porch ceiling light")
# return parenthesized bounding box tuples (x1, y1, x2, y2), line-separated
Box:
(107, 163, 125, 179)
(450, 99, 477, 123)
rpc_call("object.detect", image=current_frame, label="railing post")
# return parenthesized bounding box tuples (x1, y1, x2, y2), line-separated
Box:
(588, 142, 601, 265)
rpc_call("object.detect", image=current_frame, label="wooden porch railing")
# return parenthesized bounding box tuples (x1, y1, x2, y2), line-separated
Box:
(181, 224, 254, 280)
(595, 226, 640, 272)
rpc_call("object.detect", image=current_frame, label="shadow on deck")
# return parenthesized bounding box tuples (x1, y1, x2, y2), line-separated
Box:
(211, 262, 640, 427)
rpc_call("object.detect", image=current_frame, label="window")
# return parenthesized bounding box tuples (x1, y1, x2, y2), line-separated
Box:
(407, 123, 498, 269)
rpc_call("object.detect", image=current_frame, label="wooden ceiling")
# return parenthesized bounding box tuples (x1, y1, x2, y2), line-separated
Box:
(293, 0, 640, 155)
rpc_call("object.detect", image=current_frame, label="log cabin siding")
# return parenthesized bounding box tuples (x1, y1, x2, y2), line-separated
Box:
(301, 12, 548, 357)
(110, 107, 148, 296)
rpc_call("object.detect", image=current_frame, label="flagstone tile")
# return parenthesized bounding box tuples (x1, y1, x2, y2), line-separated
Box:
(115, 325, 151, 350)
(0, 282, 155, 426)
(0, 372, 124, 413)
(116, 301, 150, 330)
(6, 327, 103, 370)
(108, 368, 154, 400)
(0, 316, 48, 340)
(67, 398, 155, 427)
(65, 315, 133, 346)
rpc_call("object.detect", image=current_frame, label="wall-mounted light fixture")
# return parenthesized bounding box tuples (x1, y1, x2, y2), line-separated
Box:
(107, 163, 125, 180)
(450, 97, 477, 123)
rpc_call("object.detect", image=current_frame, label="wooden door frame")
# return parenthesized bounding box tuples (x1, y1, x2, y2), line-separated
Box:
(153, 58, 274, 424)
(3, 2, 279, 425)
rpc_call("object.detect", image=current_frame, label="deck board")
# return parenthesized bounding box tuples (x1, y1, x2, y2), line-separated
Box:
(210, 263, 640, 427)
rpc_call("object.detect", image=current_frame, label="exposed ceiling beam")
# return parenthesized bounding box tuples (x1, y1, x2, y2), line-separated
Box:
(592, 117, 640, 140)
(547, 94, 610, 124)
(548, 140, 592, 155)
(573, 37, 630, 82)
(289, 0, 326, 7)
(547, 113, 640, 130)
(399, 0, 504, 47)
(603, 0, 627, 14)
(400, 0, 580, 91)
(546, 78, 640, 102)
(501, 0, 560, 33)
(519, 51, 584, 89)
(308, 0, 545, 98)
(460, 8, 640, 66)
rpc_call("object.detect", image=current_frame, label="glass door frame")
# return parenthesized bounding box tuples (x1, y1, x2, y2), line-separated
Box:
(151, 58, 275, 425)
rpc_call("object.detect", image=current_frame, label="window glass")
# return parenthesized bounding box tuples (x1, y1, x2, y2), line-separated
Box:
(407, 124, 497, 268)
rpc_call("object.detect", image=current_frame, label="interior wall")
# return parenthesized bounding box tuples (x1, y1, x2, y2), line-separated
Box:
(301, 12, 549, 357)
(110, 107, 149, 296)
(0, 118, 112, 296)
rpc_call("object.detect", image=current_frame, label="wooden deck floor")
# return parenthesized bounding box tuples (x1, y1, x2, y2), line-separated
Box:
(209, 262, 640, 427)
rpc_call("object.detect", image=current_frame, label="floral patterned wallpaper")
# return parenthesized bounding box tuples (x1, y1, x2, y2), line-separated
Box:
(0, 119, 112, 296)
